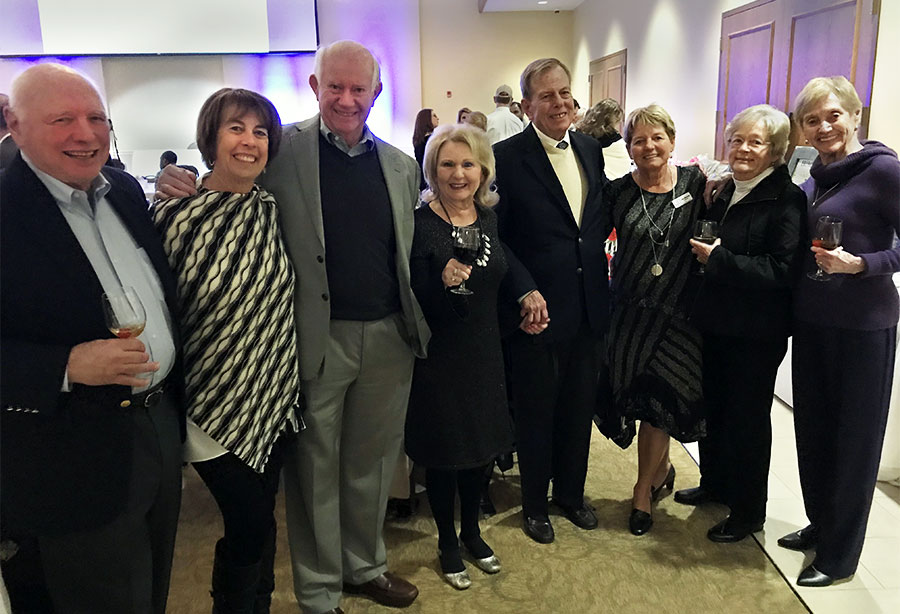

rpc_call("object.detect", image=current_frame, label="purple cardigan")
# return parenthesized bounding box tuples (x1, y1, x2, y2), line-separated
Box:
(794, 140, 900, 330)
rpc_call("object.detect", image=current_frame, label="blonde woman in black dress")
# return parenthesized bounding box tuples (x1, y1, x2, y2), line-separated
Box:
(405, 123, 515, 590)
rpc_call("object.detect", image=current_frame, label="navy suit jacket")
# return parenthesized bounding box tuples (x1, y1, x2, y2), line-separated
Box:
(493, 125, 612, 344)
(0, 154, 184, 536)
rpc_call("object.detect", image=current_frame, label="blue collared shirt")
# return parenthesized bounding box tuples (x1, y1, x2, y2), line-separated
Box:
(319, 118, 376, 157)
(23, 154, 176, 391)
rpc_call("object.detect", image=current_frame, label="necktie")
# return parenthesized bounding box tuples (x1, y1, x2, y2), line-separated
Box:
(556, 141, 569, 150)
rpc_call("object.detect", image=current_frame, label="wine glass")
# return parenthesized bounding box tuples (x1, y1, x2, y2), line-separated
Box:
(451, 226, 481, 296)
(693, 220, 720, 275)
(808, 215, 843, 282)
(102, 286, 147, 338)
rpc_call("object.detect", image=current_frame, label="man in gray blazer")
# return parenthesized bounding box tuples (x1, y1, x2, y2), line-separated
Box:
(157, 40, 429, 614)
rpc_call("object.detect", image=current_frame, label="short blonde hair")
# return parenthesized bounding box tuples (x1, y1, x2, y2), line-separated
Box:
(464, 111, 487, 132)
(623, 104, 675, 146)
(577, 98, 624, 141)
(423, 123, 498, 207)
(725, 104, 791, 164)
(793, 76, 862, 124)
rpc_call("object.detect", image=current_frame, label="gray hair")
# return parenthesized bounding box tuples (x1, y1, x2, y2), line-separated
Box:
(576, 98, 624, 141)
(520, 58, 571, 100)
(793, 76, 862, 125)
(422, 123, 499, 207)
(725, 104, 791, 164)
(314, 40, 381, 90)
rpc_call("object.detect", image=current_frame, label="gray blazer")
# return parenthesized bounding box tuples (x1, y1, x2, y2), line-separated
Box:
(262, 115, 430, 380)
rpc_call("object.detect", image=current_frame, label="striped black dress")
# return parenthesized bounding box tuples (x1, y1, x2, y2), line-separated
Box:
(153, 186, 300, 472)
(607, 165, 706, 446)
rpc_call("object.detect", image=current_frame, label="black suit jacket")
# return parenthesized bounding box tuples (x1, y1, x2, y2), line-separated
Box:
(0, 154, 184, 536)
(493, 125, 612, 343)
(691, 164, 807, 339)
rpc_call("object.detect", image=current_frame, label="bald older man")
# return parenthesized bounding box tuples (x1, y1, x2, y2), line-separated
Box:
(0, 64, 184, 614)
(157, 40, 429, 614)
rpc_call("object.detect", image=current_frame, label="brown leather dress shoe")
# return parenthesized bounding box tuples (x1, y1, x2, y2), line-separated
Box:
(343, 572, 418, 608)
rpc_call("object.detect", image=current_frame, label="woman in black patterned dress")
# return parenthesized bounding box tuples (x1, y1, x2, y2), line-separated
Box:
(153, 88, 301, 613)
(405, 123, 515, 590)
(607, 104, 706, 536)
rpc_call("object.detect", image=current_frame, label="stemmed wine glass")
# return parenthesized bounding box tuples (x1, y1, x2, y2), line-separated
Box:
(808, 215, 843, 282)
(451, 226, 481, 296)
(693, 220, 720, 275)
(102, 286, 147, 339)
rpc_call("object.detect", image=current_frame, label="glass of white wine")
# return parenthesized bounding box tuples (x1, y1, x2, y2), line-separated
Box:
(102, 286, 146, 339)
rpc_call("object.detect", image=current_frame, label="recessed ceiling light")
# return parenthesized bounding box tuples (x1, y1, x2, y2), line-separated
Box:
(538, 1, 548, 4)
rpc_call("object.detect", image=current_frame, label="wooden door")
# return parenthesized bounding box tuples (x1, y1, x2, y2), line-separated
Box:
(715, 0, 880, 158)
(588, 49, 627, 110)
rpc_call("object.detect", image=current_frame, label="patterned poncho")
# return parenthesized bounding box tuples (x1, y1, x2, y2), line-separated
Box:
(153, 186, 300, 472)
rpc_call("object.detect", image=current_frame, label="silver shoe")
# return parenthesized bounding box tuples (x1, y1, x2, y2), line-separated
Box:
(470, 554, 501, 574)
(443, 570, 472, 590)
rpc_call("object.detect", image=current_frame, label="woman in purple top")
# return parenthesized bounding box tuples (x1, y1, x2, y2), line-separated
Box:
(779, 76, 900, 587)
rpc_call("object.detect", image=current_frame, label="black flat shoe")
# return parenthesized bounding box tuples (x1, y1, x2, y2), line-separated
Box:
(706, 516, 764, 543)
(523, 516, 555, 544)
(797, 564, 839, 587)
(629, 509, 653, 536)
(778, 525, 818, 551)
(673, 486, 721, 506)
(552, 500, 598, 530)
(650, 465, 676, 502)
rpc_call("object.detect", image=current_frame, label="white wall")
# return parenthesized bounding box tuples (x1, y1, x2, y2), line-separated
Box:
(572, 0, 753, 160)
(868, 0, 899, 151)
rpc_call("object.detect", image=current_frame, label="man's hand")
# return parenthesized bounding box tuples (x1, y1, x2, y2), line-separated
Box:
(519, 290, 549, 335)
(154, 165, 198, 201)
(703, 177, 730, 206)
(812, 245, 866, 275)
(689, 237, 721, 264)
(67, 339, 158, 388)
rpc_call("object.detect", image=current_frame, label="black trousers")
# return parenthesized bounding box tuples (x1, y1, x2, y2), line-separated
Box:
(792, 322, 896, 577)
(424, 466, 488, 553)
(507, 324, 602, 517)
(28, 392, 182, 614)
(699, 333, 787, 524)
(193, 436, 286, 566)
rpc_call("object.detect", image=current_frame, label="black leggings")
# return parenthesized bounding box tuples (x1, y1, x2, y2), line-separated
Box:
(425, 465, 489, 553)
(192, 438, 285, 566)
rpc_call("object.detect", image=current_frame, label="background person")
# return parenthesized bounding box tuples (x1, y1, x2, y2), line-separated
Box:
(405, 123, 514, 590)
(778, 76, 900, 587)
(576, 98, 631, 180)
(413, 107, 439, 190)
(457, 107, 472, 123)
(606, 104, 706, 536)
(464, 111, 488, 132)
(486, 84, 523, 145)
(153, 87, 301, 613)
(683, 104, 806, 543)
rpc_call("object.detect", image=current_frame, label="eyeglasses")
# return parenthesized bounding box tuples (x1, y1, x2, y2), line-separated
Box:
(728, 136, 770, 151)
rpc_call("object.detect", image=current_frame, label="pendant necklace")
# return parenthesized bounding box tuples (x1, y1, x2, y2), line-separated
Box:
(639, 168, 676, 277)
(812, 182, 840, 208)
(437, 198, 491, 267)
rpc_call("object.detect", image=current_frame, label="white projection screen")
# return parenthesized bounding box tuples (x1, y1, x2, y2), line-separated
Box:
(1, 0, 318, 56)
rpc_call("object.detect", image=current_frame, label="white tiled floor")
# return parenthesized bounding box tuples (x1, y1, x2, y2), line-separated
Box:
(682, 398, 900, 614)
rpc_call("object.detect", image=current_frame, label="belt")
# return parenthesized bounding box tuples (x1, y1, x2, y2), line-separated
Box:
(124, 384, 166, 409)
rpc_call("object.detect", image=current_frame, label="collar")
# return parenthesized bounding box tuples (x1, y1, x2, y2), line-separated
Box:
(21, 152, 110, 211)
(733, 166, 775, 193)
(318, 118, 375, 155)
(533, 124, 572, 155)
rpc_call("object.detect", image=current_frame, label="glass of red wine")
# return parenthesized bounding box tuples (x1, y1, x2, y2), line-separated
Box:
(102, 286, 147, 338)
(693, 220, 719, 275)
(451, 226, 481, 296)
(808, 215, 843, 282)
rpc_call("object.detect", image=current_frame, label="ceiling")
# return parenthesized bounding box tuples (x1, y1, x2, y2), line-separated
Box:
(480, 0, 585, 12)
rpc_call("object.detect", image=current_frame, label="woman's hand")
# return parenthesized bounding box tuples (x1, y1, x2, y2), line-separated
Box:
(812, 245, 866, 275)
(442, 258, 472, 288)
(689, 238, 721, 264)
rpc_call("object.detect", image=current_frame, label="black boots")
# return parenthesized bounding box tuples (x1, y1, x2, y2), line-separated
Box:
(211, 539, 261, 614)
(253, 528, 277, 614)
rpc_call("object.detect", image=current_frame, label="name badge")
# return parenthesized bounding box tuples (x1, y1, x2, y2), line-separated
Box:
(672, 193, 693, 208)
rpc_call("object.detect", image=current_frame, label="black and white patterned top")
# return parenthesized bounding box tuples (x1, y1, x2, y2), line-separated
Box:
(153, 186, 300, 472)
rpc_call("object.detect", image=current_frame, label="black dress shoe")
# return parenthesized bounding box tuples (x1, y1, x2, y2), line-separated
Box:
(777, 525, 818, 551)
(552, 500, 598, 530)
(797, 564, 840, 587)
(706, 516, 764, 543)
(523, 516, 555, 544)
(673, 486, 721, 506)
(628, 509, 653, 535)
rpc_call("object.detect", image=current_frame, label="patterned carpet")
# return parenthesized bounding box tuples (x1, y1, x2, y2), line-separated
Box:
(168, 431, 808, 614)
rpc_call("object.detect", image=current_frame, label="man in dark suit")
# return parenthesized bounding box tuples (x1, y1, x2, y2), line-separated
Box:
(493, 58, 611, 544)
(0, 63, 184, 613)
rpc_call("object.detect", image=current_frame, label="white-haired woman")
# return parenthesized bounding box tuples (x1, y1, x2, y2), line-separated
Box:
(776, 76, 900, 587)
(680, 104, 807, 544)
(405, 124, 515, 590)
